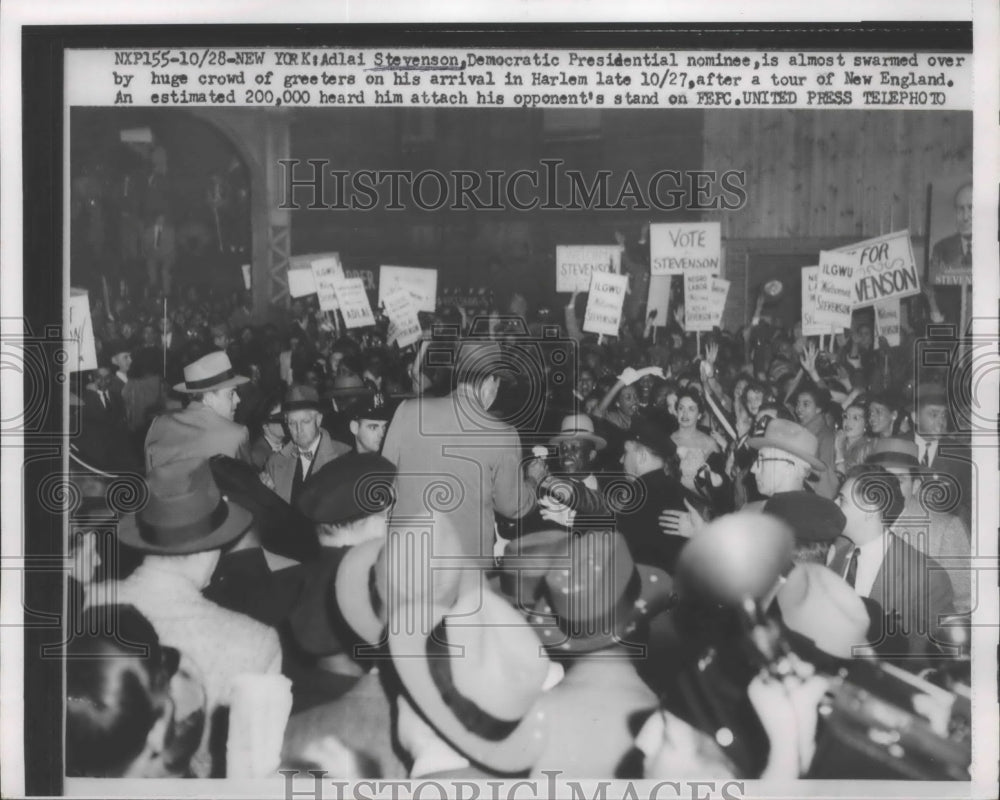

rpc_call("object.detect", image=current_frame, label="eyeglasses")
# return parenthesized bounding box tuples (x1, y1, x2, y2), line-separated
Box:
(755, 457, 797, 467)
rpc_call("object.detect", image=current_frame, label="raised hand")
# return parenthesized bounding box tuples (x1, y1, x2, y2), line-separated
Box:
(618, 366, 642, 386)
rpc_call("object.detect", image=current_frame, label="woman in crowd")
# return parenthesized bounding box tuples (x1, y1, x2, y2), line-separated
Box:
(836, 398, 875, 476)
(671, 387, 721, 493)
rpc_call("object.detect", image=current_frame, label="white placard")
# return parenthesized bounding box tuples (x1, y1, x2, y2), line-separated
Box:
(378, 266, 438, 313)
(649, 222, 721, 276)
(555, 245, 623, 293)
(707, 276, 730, 328)
(834, 229, 920, 308)
(646, 275, 672, 328)
(800, 266, 832, 337)
(333, 277, 376, 329)
(67, 289, 97, 373)
(287, 268, 317, 298)
(383, 285, 423, 348)
(816, 251, 856, 330)
(683, 272, 714, 332)
(310, 255, 345, 311)
(583, 272, 628, 336)
(874, 297, 902, 347)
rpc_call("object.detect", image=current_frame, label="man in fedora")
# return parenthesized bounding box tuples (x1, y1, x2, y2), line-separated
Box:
(866, 437, 971, 613)
(499, 527, 673, 778)
(250, 398, 286, 471)
(90, 458, 282, 776)
(381, 340, 539, 558)
(264, 384, 350, 506)
(145, 350, 252, 471)
(744, 418, 831, 509)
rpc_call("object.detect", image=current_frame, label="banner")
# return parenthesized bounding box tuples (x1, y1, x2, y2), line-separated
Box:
(800, 266, 831, 337)
(873, 297, 902, 347)
(310, 255, 345, 312)
(555, 245, 623, 293)
(834, 230, 920, 308)
(582, 272, 628, 336)
(646, 275, 672, 328)
(333, 277, 376, 329)
(649, 222, 721, 276)
(683, 273, 714, 332)
(287, 268, 316, 298)
(67, 289, 98, 372)
(816, 251, 855, 330)
(383, 285, 423, 348)
(379, 266, 438, 313)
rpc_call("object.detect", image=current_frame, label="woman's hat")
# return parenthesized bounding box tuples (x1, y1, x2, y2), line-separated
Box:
(548, 414, 607, 451)
(747, 418, 826, 472)
(118, 458, 253, 555)
(173, 351, 248, 394)
(498, 528, 675, 654)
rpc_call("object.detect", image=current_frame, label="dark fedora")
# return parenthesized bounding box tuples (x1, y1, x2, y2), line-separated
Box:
(498, 528, 675, 654)
(296, 453, 397, 525)
(118, 458, 252, 555)
(624, 408, 678, 460)
(325, 374, 374, 400)
(282, 384, 325, 414)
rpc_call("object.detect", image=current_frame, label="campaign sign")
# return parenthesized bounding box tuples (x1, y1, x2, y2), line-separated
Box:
(67, 288, 98, 372)
(873, 297, 902, 347)
(583, 272, 628, 336)
(333, 277, 376, 329)
(310, 255, 345, 311)
(379, 266, 438, 313)
(287, 268, 317, 298)
(707, 276, 730, 328)
(800, 266, 831, 337)
(555, 245, 623, 293)
(816, 251, 855, 330)
(683, 272, 714, 332)
(835, 230, 920, 308)
(646, 275, 672, 327)
(650, 222, 721, 276)
(383, 285, 423, 348)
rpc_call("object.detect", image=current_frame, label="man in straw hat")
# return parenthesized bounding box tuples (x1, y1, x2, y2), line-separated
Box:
(263, 384, 350, 506)
(145, 350, 252, 471)
(865, 437, 971, 614)
(88, 458, 282, 775)
(744, 418, 830, 510)
(381, 340, 539, 557)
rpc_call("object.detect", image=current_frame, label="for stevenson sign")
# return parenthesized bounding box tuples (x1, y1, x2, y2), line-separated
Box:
(834, 230, 920, 309)
(556, 245, 623, 293)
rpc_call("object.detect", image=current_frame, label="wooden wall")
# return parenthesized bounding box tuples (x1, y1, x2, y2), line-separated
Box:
(702, 109, 972, 328)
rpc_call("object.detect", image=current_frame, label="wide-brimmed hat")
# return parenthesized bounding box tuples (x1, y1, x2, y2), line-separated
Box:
(498, 528, 675, 654)
(762, 491, 845, 543)
(777, 562, 870, 659)
(283, 384, 325, 414)
(624, 409, 678, 460)
(325, 374, 374, 399)
(675, 512, 794, 605)
(865, 437, 925, 472)
(747, 418, 826, 472)
(296, 453, 397, 525)
(173, 351, 248, 394)
(118, 458, 253, 555)
(389, 568, 551, 773)
(548, 414, 607, 451)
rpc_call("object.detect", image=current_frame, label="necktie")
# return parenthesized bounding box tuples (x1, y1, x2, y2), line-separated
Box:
(844, 546, 860, 589)
(961, 236, 971, 266)
(100, 391, 109, 410)
(290, 455, 305, 506)
(296, 448, 314, 462)
(921, 444, 931, 468)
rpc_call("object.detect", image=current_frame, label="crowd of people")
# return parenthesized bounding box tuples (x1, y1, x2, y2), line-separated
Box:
(66, 278, 974, 782)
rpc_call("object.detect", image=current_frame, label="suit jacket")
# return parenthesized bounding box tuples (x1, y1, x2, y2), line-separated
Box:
(917, 434, 973, 530)
(615, 469, 690, 574)
(829, 533, 955, 663)
(250, 433, 285, 471)
(381, 386, 536, 557)
(265, 429, 350, 504)
(79, 386, 137, 472)
(145, 400, 252, 472)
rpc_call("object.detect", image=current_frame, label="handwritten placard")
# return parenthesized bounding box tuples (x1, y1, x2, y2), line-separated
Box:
(707, 276, 730, 328)
(379, 266, 438, 313)
(650, 222, 721, 276)
(683, 273, 714, 332)
(383, 285, 423, 348)
(333, 277, 376, 329)
(800, 266, 831, 337)
(555, 245, 623, 293)
(873, 297, 902, 347)
(310, 255, 345, 311)
(583, 272, 628, 336)
(67, 288, 97, 372)
(816, 251, 856, 330)
(835, 230, 920, 308)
